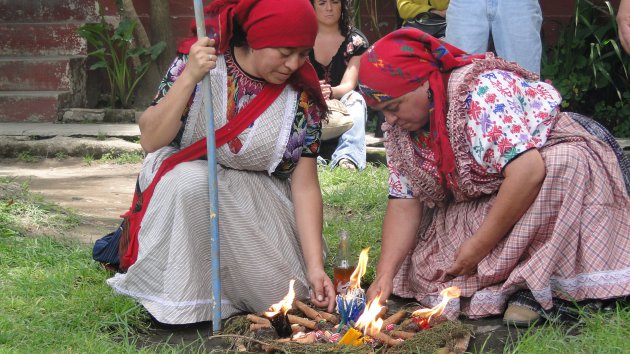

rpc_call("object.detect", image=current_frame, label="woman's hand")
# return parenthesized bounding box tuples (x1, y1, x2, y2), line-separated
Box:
(306, 268, 336, 312)
(319, 80, 332, 100)
(366, 274, 394, 305)
(446, 149, 546, 278)
(182, 37, 217, 84)
(446, 234, 494, 277)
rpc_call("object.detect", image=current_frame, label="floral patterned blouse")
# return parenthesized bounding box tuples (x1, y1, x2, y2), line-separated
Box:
(151, 49, 322, 180)
(308, 28, 369, 86)
(389, 69, 562, 198)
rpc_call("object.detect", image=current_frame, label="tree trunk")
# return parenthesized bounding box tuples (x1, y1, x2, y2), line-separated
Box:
(150, 0, 176, 74)
(120, 0, 171, 109)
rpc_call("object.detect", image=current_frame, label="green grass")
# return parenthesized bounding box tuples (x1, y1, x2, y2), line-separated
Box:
(0, 177, 202, 353)
(319, 163, 389, 285)
(1, 165, 628, 352)
(83, 153, 95, 166)
(505, 306, 630, 353)
(100, 151, 144, 164)
(17, 151, 36, 163)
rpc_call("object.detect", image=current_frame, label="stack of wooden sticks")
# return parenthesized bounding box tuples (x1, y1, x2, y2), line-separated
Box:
(245, 299, 469, 351)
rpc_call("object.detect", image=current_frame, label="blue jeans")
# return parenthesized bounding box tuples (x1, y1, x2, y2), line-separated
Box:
(445, 0, 542, 74)
(330, 91, 367, 170)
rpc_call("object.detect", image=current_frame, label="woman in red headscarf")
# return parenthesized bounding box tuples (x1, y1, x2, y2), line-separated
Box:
(360, 28, 630, 326)
(106, 0, 336, 325)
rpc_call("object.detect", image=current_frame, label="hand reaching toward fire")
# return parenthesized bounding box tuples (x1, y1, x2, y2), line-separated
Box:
(307, 268, 336, 312)
(366, 275, 393, 306)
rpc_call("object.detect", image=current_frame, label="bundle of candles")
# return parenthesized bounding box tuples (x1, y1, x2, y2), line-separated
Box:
(247, 249, 464, 349)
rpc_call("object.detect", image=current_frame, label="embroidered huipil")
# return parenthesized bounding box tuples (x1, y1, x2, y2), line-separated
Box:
(152, 49, 322, 179)
(388, 68, 562, 198)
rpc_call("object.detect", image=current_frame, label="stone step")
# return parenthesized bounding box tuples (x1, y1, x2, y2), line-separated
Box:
(0, 56, 86, 91)
(0, 23, 86, 57)
(0, 91, 72, 122)
(0, 0, 99, 23)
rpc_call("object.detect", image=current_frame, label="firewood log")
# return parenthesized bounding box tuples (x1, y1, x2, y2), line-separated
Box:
(287, 314, 317, 329)
(382, 310, 407, 327)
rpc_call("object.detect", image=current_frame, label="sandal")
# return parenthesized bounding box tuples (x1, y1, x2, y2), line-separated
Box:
(337, 158, 357, 171)
(503, 290, 543, 327)
(504, 303, 542, 327)
(504, 290, 592, 327)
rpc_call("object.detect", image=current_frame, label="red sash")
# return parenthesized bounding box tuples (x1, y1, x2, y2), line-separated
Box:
(119, 82, 287, 271)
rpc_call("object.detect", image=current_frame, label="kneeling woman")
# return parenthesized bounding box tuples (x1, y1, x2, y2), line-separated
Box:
(107, 0, 336, 325)
(360, 28, 630, 325)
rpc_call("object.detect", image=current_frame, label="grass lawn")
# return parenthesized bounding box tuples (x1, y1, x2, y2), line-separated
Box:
(1, 166, 628, 353)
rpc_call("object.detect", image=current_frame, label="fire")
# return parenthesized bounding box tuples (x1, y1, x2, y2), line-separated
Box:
(411, 286, 461, 319)
(348, 248, 370, 289)
(354, 293, 384, 336)
(264, 279, 296, 317)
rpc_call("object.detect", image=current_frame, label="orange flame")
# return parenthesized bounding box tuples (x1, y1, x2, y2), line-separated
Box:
(411, 286, 461, 319)
(355, 293, 384, 336)
(264, 279, 296, 317)
(348, 248, 370, 289)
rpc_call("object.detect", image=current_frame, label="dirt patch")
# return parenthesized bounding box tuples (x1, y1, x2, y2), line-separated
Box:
(0, 157, 140, 244)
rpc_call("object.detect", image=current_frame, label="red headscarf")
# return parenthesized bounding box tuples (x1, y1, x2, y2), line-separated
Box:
(358, 28, 484, 187)
(178, 0, 325, 111)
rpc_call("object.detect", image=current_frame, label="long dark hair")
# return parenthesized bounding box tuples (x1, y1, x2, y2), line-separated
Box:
(311, 0, 354, 37)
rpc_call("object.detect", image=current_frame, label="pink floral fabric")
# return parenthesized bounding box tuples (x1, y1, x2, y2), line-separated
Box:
(388, 69, 562, 197)
(466, 69, 561, 173)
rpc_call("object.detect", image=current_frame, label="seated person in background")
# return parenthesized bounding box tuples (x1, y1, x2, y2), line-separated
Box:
(359, 28, 630, 326)
(397, 0, 449, 38)
(309, 0, 369, 170)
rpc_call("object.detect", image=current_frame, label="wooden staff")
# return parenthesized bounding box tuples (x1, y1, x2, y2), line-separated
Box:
(247, 314, 271, 326)
(382, 310, 407, 327)
(288, 314, 317, 329)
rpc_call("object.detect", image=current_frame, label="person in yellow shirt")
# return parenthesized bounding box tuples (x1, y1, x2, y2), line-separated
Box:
(396, 0, 449, 38)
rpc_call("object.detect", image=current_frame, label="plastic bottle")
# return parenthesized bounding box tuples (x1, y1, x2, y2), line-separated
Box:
(333, 230, 356, 295)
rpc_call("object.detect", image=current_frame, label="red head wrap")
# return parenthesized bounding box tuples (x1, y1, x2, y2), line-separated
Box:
(178, 0, 325, 111)
(358, 28, 484, 187)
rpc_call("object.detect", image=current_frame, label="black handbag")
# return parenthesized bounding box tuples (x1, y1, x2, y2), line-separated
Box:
(403, 12, 447, 39)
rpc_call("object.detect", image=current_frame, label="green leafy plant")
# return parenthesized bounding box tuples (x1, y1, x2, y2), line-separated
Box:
(54, 151, 67, 160)
(17, 151, 35, 163)
(541, 0, 629, 136)
(78, 17, 166, 108)
(82, 153, 95, 166)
